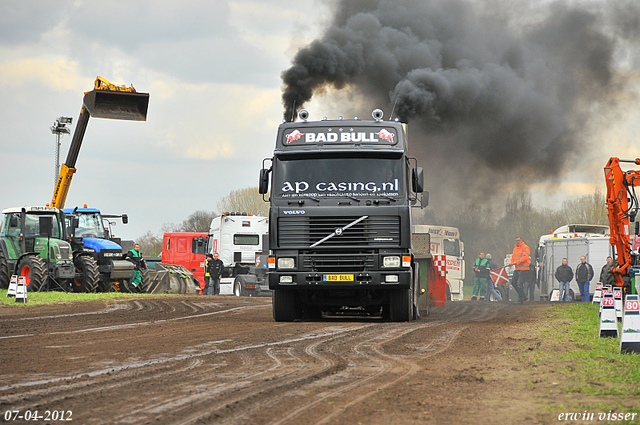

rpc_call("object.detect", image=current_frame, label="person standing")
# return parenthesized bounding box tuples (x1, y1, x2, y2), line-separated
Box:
(125, 243, 146, 288)
(599, 256, 615, 287)
(508, 236, 530, 304)
(488, 253, 509, 301)
(484, 254, 503, 301)
(203, 254, 213, 295)
(575, 256, 594, 302)
(555, 258, 573, 302)
(209, 252, 224, 295)
(472, 252, 489, 301)
(524, 261, 537, 302)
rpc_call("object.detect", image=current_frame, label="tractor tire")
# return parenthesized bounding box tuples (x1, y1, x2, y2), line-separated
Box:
(138, 268, 151, 293)
(272, 289, 299, 322)
(389, 288, 411, 322)
(72, 256, 99, 293)
(0, 248, 9, 289)
(17, 255, 47, 292)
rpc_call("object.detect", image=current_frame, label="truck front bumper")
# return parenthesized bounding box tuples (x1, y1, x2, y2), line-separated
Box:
(268, 270, 412, 290)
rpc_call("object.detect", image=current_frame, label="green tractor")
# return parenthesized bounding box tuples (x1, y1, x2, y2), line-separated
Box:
(0, 206, 78, 291)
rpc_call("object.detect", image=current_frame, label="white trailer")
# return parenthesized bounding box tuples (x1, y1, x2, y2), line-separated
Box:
(412, 225, 465, 301)
(537, 226, 612, 301)
(207, 213, 269, 296)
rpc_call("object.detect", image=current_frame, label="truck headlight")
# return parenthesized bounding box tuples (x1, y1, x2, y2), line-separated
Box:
(383, 256, 400, 268)
(280, 276, 293, 283)
(277, 257, 295, 269)
(385, 275, 399, 283)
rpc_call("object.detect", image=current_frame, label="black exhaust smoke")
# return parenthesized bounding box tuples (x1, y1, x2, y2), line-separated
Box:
(281, 0, 640, 204)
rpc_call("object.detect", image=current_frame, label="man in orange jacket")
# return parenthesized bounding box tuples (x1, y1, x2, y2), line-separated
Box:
(508, 236, 530, 304)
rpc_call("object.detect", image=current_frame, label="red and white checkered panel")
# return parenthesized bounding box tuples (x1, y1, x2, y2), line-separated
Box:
(432, 255, 446, 276)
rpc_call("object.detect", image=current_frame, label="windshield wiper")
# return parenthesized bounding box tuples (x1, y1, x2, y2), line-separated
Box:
(287, 196, 320, 204)
(376, 195, 397, 203)
(343, 195, 360, 202)
(310, 215, 368, 248)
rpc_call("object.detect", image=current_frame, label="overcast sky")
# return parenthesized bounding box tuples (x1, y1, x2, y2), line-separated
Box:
(0, 0, 330, 240)
(1, 0, 639, 242)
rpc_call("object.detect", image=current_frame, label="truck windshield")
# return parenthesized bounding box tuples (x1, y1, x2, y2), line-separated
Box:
(234, 234, 260, 245)
(274, 156, 405, 199)
(74, 213, 105, 238)
(443, 239, 460, 257)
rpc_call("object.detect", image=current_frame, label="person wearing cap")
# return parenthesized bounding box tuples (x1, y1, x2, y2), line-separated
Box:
(203, 254, 213, 295)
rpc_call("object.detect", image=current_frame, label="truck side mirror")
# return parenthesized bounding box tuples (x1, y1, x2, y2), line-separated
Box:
(412, 167, 424, 193)
(39, 216, 53, 237)
(259, 168, 270, 194)
(422, 191, 429, 207)
(122, 214, 128, 225)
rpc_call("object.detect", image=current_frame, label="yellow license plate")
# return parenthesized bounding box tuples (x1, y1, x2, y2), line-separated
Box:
(323, 274, 354, 282)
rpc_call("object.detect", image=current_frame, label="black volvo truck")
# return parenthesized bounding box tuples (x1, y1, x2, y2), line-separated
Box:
(259, 109, 425, 322)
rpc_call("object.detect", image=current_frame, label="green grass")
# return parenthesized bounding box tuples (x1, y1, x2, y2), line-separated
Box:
(534, 302, 640, 417)
(0, 289, 153, 306)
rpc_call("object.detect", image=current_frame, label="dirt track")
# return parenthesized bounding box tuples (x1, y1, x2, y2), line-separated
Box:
(0, 297, 562, 424)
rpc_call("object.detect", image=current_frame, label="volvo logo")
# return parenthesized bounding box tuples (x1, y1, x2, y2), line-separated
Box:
(335, 228, 343, 236)
(283, 210, 306, 215)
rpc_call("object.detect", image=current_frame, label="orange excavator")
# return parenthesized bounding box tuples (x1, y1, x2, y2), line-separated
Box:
(604, 157, 640, 294)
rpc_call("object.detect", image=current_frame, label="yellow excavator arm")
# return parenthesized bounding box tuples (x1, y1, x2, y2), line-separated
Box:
(50, 77, 149, 209)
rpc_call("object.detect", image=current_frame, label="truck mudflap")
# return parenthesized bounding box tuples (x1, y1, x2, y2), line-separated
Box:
(147, 263, 200, 295)
(110, 260, 135, 279)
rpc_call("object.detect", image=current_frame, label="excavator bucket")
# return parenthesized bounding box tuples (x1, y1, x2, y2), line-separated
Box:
(146, 263, 200, 295)
(83, 90, 149, 121)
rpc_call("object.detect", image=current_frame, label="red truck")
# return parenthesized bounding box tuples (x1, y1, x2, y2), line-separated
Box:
(161, 232, 208, 292)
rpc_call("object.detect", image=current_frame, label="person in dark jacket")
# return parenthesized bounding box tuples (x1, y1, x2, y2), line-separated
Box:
(575, 256, 594, 302)
(209, 252, 224, 295)
(555, 258, 573, 302)
(599, 256, 615, 287)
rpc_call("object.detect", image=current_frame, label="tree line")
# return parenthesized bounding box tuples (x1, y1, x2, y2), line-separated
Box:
(435, 190, 609, 285)
(136, 186, 610, 285)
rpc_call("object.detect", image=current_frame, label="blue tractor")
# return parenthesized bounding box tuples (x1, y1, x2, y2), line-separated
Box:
(62, 206, 145, 292)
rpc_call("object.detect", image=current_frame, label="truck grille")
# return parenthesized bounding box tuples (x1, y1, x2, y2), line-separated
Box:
(302, 254, 376, 272)
(278, 216, 400, 248)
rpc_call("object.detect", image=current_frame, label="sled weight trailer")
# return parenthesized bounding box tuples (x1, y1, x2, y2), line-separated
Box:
(52, 77, 149, 209)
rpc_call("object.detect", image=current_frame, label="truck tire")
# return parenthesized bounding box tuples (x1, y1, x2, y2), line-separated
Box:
(17, 255, 46, 292)
(234, 276, 245, 297)
(389, 288, 411, 322)
(272, 289, 299, 322)
(72, 255, 99, 293)
(0, 248, 9, 289)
